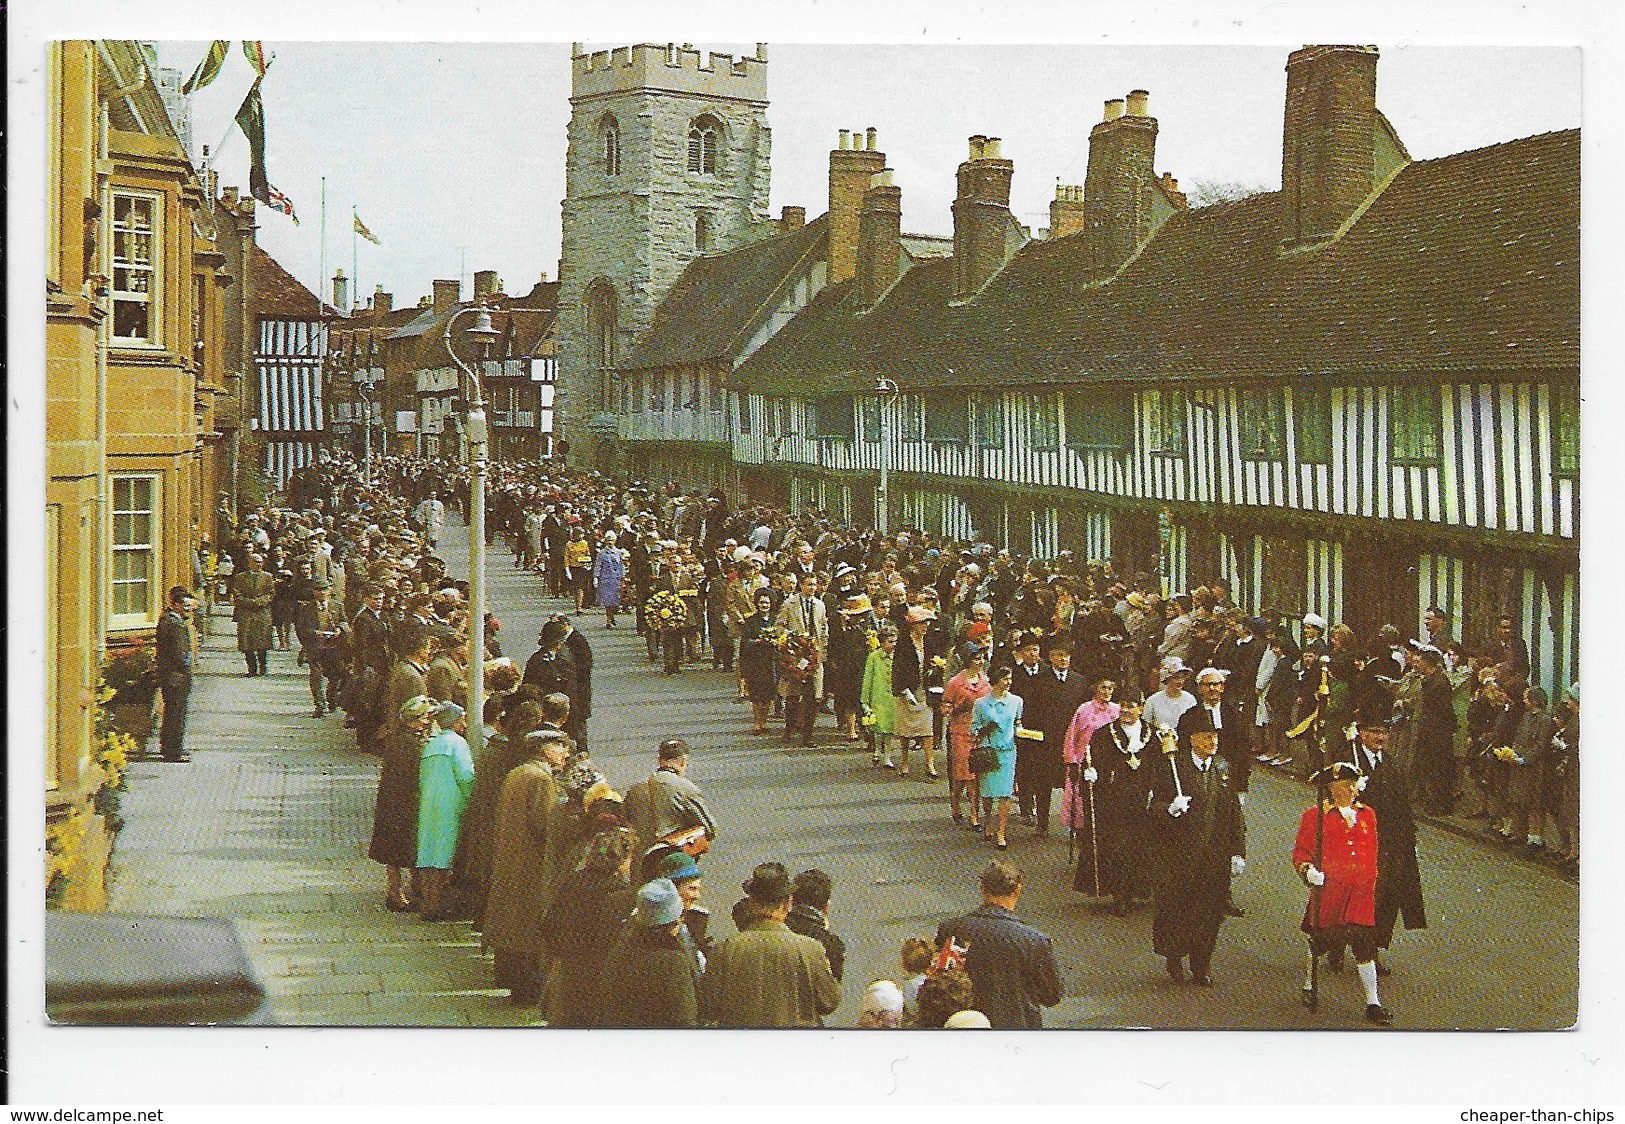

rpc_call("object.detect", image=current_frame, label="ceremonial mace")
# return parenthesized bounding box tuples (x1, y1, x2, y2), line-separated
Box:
(1082, 733, 1102, 897)
(1304, 667, 1330, 1013)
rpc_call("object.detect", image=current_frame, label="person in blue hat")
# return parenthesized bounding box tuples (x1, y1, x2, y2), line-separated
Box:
(595, 878, 699, 1027)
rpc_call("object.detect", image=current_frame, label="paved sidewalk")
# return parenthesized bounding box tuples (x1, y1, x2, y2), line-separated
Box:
(109, 598, 542, 1028)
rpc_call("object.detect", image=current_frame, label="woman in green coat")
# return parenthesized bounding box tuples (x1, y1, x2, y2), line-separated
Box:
(860, 624, 898, 768)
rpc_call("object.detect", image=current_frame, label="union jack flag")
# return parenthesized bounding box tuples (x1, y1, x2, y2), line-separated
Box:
(266, 183, 299, 225)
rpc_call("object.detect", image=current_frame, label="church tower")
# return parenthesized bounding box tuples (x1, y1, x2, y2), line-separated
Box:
(557, 42, 773, 463)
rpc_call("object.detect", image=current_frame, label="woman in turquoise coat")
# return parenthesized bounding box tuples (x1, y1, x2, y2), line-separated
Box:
(971, 665, 1023, 850)
(418, 700, 475, 920)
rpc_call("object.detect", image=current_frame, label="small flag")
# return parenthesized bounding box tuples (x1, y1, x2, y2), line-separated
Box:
(266, 183, 299, 225)
(181, 40, 230, 94)
(242, 41, 271, 77)
(353, 210, 381, 246)
(234, 79, 270, 206)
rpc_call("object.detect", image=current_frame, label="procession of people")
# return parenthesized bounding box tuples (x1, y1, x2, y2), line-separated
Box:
(168, 450, 1578, 1027)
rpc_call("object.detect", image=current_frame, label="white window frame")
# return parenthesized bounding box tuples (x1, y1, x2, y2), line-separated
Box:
(111, 189, 162, 347)
(109, 473, 160, 629)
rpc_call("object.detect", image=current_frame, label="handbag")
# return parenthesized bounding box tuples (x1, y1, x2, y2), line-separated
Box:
(968, 746, 1000, 774)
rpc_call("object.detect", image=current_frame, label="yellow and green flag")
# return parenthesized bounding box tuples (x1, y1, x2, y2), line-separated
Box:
(181, 40, 230, 94)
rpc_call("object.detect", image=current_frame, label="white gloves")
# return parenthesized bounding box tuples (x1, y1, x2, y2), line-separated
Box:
(903, 689, 918, 706)
(1356, 775, 1369, 793)
(1231, 856, 1246, 877)
(1082, 767, 1099, 784)
(1303, 865, 1326, 887)
(1168, 795, 1192, 817)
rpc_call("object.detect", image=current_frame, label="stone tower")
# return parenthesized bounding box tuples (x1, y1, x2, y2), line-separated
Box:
(557, 42, 773, 464)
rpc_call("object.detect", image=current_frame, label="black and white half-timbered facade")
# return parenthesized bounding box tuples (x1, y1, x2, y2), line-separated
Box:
(251, 244, 334, 487)
(612, 45, 1580, 698)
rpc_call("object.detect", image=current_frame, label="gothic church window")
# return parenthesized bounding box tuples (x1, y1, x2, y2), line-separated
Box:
(688, 116, 720, 174)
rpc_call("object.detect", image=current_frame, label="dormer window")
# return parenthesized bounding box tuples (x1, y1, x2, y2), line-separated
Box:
(687, 116, 720, 174)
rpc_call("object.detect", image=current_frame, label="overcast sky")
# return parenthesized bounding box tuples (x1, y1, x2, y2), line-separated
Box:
(145, 39, 1580, 311)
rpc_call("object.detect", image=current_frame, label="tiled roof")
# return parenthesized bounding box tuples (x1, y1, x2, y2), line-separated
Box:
(251, 244, 334, 320)
(731, 129, 1579, 395)
(621, 215, 829, 371)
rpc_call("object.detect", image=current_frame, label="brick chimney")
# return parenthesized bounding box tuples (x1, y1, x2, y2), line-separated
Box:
(332, 269, 349, 313)
(952, 135, 1017, 300)
(827, 127, 887, 285)
(1050, 183, 1086, 238)
(432, 278, 460, 315)
(779, 204, 806, 233)
(1081, 90, 1160, 275)
(473, 269, 500, 299)
(1280, 45, 1380, 249)
(372, 284, 392, 313)
(857, 170, 902, 308)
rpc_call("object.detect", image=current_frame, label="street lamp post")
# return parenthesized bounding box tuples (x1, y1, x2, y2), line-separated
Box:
(874, 377, 899, 534)
(444, 303, 501, 758)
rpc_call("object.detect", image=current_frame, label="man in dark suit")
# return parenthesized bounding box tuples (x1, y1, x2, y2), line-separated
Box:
(154, 586, 197, 762)
(1213, 614, 1267, 764)
(1019, 636, 1089, 837)
(349, 585, 392, 751)
(935, 860, 1063, 1028)
(1345, 718, 1426, 973)
(555, 614, 593, 751)
(1146, 710, 1246, 986)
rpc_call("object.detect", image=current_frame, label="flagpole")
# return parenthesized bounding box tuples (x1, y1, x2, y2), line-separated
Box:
(319, 178, 327, 310)
(352, 206, 359, 315)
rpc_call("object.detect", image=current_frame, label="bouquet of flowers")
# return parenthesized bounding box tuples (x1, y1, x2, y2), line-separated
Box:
(645, 590, 690, 632)
(865, 629, 881, 651)
(776, 630, 821, 683)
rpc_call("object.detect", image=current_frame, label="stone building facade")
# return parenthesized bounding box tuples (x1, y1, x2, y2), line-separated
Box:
(556, 42, 775, 467)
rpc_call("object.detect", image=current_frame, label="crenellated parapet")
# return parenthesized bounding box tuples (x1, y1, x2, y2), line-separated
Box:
(571, 42, 769, 103)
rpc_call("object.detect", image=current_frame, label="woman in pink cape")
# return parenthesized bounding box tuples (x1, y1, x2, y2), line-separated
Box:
(1059, 678, 1121, 830)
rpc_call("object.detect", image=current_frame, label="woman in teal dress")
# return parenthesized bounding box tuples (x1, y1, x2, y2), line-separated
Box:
(418, 700, 475, 920)
(971, 665, 1023, 850)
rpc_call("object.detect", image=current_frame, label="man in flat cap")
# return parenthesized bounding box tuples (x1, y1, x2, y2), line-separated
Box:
(295, 578, 344, 718)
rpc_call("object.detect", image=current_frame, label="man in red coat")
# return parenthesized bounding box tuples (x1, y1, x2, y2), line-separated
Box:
(1293, 760, 1392, 1025)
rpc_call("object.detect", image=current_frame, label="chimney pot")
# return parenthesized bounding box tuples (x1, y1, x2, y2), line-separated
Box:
(828, 128, 889, 284)
(1126, 89, 1150, 116)
(865, 127, 878, 151)
(1104, 99, 1125, 121)
(984, 137, 1003, 160)
(755, 42, 768, 61)
(780, 204, 807, 230)
(857, 170, 903, 308)
(968, 135, 988, 160)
